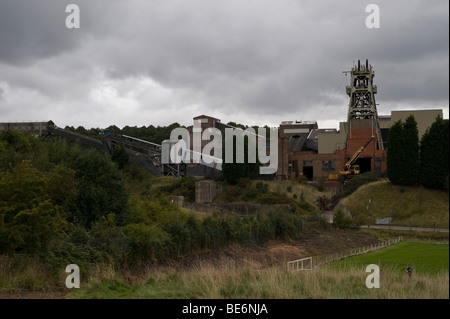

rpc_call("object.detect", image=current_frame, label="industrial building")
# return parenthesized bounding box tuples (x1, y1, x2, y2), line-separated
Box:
(276, 108, 443, 181)
(0, 120, 55, 135)
(276, 60, 444, 181)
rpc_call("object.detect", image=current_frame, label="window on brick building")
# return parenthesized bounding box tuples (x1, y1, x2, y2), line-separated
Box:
(303, 160, 313, 167)
(322, 160, 335, 171)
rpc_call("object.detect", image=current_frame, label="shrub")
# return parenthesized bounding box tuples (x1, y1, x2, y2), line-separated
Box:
(297, 175, 308, 184)
(111, 145, 129, 170)
(156, 176, 198, 203)
(316, 178, 326, 192)
(343, 170, 386, 197)
(332, 209, 356, 229)
(255, 181, 269, 193)
(68, 149, 129, 227)
(0, 162, 67, 254)
(298, 199, 316, 213)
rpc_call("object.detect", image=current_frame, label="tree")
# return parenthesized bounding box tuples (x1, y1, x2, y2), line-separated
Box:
(0, 130, 33, 170)
(69, 149, 129, 227)
(111, 145, 129, 170)
(46, 164, 78, 206)
(386, 120, 404, 185)
(401, 115, 420, 185)
(386, 116, 420, 186)
(419, 117, 449, 190)
(333, 209, 355, 229)
(0, 162, 67, 253)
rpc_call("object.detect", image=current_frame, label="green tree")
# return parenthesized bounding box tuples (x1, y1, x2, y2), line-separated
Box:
(69, 149, 129, 227)
(402, 115, 420, 185)
(0, 162, 67, 253)
(46, 138, 82, 167)
(386, 120, 404, 185)
(419, 117, 449, 189)
(332, 209, 355, 229)
(0, 130, 36, 170)
(111, 145, 129, 170)
(46, 164, 78, 206)
(386, 116, 420, 186)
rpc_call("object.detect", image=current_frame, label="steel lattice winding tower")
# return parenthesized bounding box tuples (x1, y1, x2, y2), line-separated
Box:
(345, 59, 384, 151)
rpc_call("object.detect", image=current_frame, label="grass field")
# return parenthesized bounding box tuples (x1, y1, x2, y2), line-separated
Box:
(329, 242, 449, 275)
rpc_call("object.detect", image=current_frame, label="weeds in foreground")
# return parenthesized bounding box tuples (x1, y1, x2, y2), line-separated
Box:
(69, 261, 449, 299)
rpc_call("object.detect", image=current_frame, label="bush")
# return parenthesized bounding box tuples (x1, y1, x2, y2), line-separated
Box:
(0, 162, 67, 254)
(68, 149, 129, 227)
(111, 145, 129, 170)
(298, 199, 316, 213)
(255, 181, 269, 193)
(343, 170, 386, 197)
(297, 175, 309, 184)
(316, 178, 326, 192)
(156, 176, 198, 203)
(305, 213, 328, 229)
(332, 209, 356, 229)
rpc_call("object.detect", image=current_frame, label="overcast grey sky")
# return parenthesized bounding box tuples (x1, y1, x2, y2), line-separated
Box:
(0, 0, 448, 130)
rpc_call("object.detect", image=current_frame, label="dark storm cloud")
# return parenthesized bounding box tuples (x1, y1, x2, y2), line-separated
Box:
(0, 0, 448, 128)
(0, 1, 78, 65)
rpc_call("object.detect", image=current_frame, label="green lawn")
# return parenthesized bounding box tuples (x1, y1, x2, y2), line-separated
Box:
(330, 242, 449, 275)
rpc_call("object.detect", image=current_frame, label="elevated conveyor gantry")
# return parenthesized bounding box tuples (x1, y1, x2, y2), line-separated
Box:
(103, 133, 185, 177)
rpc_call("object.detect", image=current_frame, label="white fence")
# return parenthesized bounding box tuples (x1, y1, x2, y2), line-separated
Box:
(313, 236, 403, 266)
(288, 236, 403, 270)
(287, 257, 313, 272)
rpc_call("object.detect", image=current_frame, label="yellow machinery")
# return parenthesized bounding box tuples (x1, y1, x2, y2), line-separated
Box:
(329, 135, 375, 180)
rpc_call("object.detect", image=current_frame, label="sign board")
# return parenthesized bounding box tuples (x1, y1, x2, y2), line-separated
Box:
(375, 217, 392, 225)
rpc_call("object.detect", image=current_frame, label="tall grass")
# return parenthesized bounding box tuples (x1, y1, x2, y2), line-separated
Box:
(0, 254, 63, 290)
(0, 254, 118, 292)
(69, 259, 449, 299)
(340, 181, 449, 228)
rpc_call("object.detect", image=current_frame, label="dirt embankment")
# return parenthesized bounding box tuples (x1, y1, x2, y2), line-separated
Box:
(169, 229, 380, 270)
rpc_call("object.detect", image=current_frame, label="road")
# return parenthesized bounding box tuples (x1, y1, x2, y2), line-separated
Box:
(360, 225, 449, 233)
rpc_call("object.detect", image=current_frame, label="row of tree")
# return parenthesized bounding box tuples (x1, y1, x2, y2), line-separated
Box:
(0, 130, 129, 254)
(387, 116, 448, 190)
(64, 122, 182, 145)
(0, 130, 304, 270)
